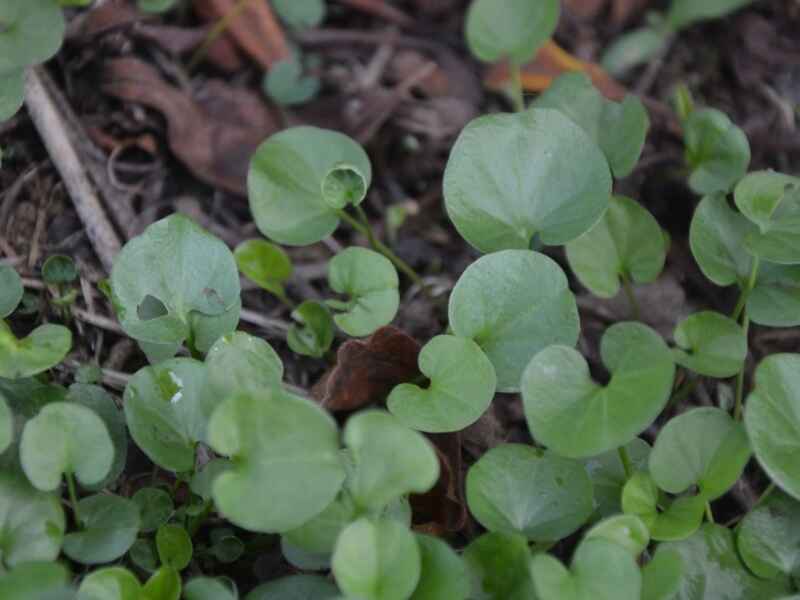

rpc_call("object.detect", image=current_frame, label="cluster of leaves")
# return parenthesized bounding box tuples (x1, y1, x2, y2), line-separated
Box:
(2, 1, 800, 600)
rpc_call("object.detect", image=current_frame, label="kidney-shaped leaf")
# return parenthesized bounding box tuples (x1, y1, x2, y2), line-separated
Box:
(0, 320, 72, 379)
(449, 250, 579, 392)
(234, 238, 292, 299)
(672, 312, 747, 377)
(208, 389, 345, 532)
(248, 126, 372, 245)
(466, 444, 593, 541)
(443, 109, 611, 253)
(328, 247, 399, 337)
(0, 264, 23, 318)
(0, 0, 65, 72)
(566, 195, 666, 298)
(523, 322, 675, 458)
(745, 354, 800, 501)
(622, 471, 705, 542)
(412, 534, 470, 600)
(64, 493, 141, 565)
(205, 331, 283, 397)
(738, 490, 800, 580)
(78, 567, 142, 600)
(387, 335, 496, 432)
(110, 214, 240, 352)
(683, 108, 750, 196)
(20, 401, 112, 491)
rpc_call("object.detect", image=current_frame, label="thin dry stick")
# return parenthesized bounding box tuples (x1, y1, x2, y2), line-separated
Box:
(24, 67, 122, 273)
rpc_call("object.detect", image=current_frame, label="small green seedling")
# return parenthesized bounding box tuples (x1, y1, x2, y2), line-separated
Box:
(264, 58, 321, 106)
(132, 487, 174, 533)
(0, 319, 72, 379)
(234, 238, 293, 303)
(62, 493, 140, 564)
(156, 523, 193, 571)
(622, 471, 706, 541)
(583, 438, 651, 520)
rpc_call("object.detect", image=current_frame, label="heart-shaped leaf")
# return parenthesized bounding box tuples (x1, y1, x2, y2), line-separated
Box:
(533, 74, 649, 177)
(748, 263, 800, 327)
(657, 524, 792, 599)
(566, 195, 666, 298)
(0, 472, 65, 569)
(463, 531, 535, 600)
(0, 320, 72, 379)
(110, 214, 240, 353)
(132, 487, 173, 533)
(530, 538, 642, 600)
(683, 108, 750, 195)
(465, 0, 559, 64)
(156, 524, 192, 570)
(0, 265, 22, 318)
(582, 438, 651, 519)
(584, 515, 650, 558)
(208, 389, 345, 532)
(412, 534, 470, 600)
(64, 493, 141, 564)
(124, 358, 218, 472)
(745, 354, 800, 500)
(522, 322, 675, 458)
(0, 0, 65, 72)
(343, 410, 439, 511)
(77, 567, 142, 600)
(449, 250, 580, 392)
(672, 311, 747, 377)
(332, 517, 420, 600)
(205, 331, 283, 397)
(0, 563, 71, 600)
(234, 239, 292, 299)
(650, 407, 751, 500)
(622, 471, 705, 542)
(443, 109, 611, 253)
(641, 550, 684, 600)
(387, 335, 496, 432)
(246, 574, 339, 599)
(20, 401, 112, 491)
(328, 247, 399, 337)
(248, 126, 372, 245)
(737, 490, 800, 580)
(466, 444, 593, 541)
(142, 566, 181, 600)
(287, 300, 335, 358)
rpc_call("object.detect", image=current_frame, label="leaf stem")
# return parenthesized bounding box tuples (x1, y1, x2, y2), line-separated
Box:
(733, 313, 750, 422)
(66, 471, 82, 527)
(668, 374, 699, 410)
(705, 501, 715, 523)
(754, 482, 776, 508)
(621, 273, 641, 321)
(617, 446, 633, 479)
(731, 257, 760, 322)
(188, 0, 253, 71)
(509, 62, 525, 113)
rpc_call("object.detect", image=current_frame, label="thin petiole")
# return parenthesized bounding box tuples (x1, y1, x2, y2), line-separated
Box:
(617, 446, 633, 479)
(731, 257, 760, 322)
(188, 0, 253, 71)
(705, 501, 715, 524)
(509, 62, 525, 113)
(621, 273, 641, 321)
(733, 314, 750, 421)
(66, 471, 82, 527)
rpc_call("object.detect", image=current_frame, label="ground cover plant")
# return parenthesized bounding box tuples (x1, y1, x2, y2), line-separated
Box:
(1, 0, 799, 599)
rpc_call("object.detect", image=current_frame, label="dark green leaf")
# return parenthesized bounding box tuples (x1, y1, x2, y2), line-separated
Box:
(63, 493, 141, 564)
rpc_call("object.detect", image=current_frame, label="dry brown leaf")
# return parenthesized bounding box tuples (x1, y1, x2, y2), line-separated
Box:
(563, 0, 651, 24)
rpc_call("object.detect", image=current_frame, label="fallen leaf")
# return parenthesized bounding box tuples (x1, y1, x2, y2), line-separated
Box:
(563, 0, 651, 24)
(411, 432, 468, 534)
(312, 325, 421, 411)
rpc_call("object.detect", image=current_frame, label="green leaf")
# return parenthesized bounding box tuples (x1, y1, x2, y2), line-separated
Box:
(748, 263, 800, 327)
(657, 524, 792, 599)
(129, 538, 158, 573)
(0, 264, 23, 318)
(387, 335, 496, 432)
(522, 322, 675, 458)
(207, 389, 345, 532)
(466, 443, 593, 541)
(156, 524, 192, 570)
(248, 126, 372, 245)
(281, 536, 331, 571)
(142, 566, 181, 600)
(272, 0, 326, 30)
(443, 109, 611, 253)
(20, 401, 112, 490)
(463, 531, 535, 600)
(343, 410, 439, 512)
(0, 0, 65, 72)
(0, 320, 72, 379)
(689, 193, 757, 287)
(582, 438, 651, 519)
(205, 331, 283, 397)
(184, 577, 237, 600)
(328, 247, 399, 337)
(449, 250, 579, 392)
(737, 490, 800, 579)
(667, 0, 755, 30)
(124, 358, 218, 472)
(109, 214, 240, 352)
(0, 562, 71, 600)
(287, 300, 334, 358)
(601, 27, 669, 77)
(132, 488, 173, 532)
(411, 534, 470, 600)
(189, 458, 232, 502)
(0, 472, 65, 569)
(745, 354, 800, 500)
(0, 393, 11, 454)
(64, 493, 141, 564)
(234, 239, 292, 298)
(584, 515, 650, 558)
(683, 108, 750, 195)
(332, 517, 420, 600)
(641, 550, 684, 600)
(533, 73, 649, 177)
(0, 69, 25, 122)
(137, 0, 177, 14)
(530, 538, 642, 600)
(246, 574, 339, 599)
(42, 254, 78, 285)
(210, 534, 244, 564)
(283, 492, 357, 554)
(264, 59, 321, 106)
(465, 0, 559, 64)
(672, 311, 747, 377)
(566, 195, 666, 298)
(622, 471, 705, 542)
(77, 567, 142, 600)
(734, 171, 800, 264)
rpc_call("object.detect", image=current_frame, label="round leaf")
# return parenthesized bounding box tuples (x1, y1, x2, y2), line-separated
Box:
(641, 550, 684, 600)
(264, 59, 321, 106)
(522, 321, 675, 458)
(683, 108, 750, 195)
(42, 254, 78, 285)
(463, 531, 535, 600)
(745, 354, 800, 500)
(601, 27, 669, 77)
(0, 321, 72, 379)
(248, 126, 372, 245)
(465, 0, 559, 64)
(205, 331, 283, 397)
(287, 300, 334, 358)
(737, 490, 800, 580)
(64, 493, 141, 564)
(0, 264, 23, 318)
(132, 487, 174, 533)
(672, 311, 747, 377)
(0, 0, 65, 72)
(20, 401, 113, 490)
(142, 566, 181, 600)
(184, 577, 237, 600)
(387, 335, 496, 432)
(332, 517, 420, 600)
(582, 438, 651, 519)
(207, 389, 345, 532)
(584, 515, 650, 558)
(78, 567, 142, 600)
(449, 250, 580, 392)
(466, 444, 593, 541)
(156, 524, 192, 570)
(343, 410, 439, 511)
(443, 109, 611, 253)
(0, 563, 71, 600)
(411, 534, 470, 600)
(234, 239, 292, 298)
(246, 574, 339, 600)
(328, 247, 399, 337)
